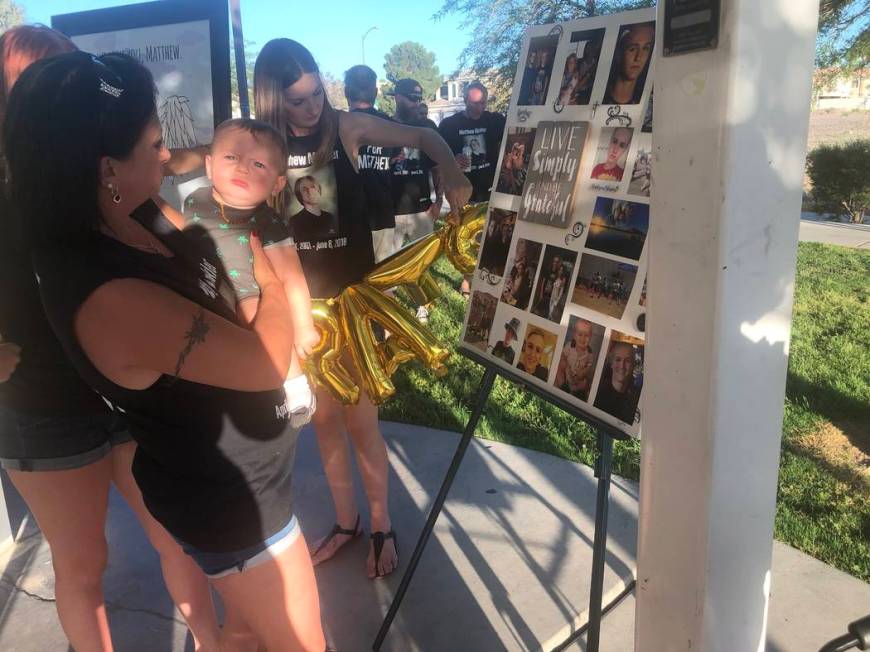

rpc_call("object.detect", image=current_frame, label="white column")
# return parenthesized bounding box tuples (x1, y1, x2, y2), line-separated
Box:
(636, 1, 818, 651)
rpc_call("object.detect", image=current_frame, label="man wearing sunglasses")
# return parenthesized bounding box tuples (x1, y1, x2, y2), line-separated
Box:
(388, 78, 442, 322)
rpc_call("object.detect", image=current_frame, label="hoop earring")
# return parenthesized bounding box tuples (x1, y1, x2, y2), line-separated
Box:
(107, 183, 122, 204)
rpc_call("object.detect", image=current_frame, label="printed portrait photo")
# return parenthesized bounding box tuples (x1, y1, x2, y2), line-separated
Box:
(530, 245, 578, 324)
(478, 209, 517, 278)
(590, 127, 634, 183)
(487, 304, 523, 367)
(496, 127, 536, 196)
(462, 134, 487, 169)
(571, 253, 639, 319)
(585, 197, 650, 261)
(516, 324, 558, 382)
(628, 148, 651, 197)
(285, 165, 340, 243)
(500, 238, 544, 311)
(463, 291, 499, 351)
(639, 275, 647, 307)
(594, 332, 645, 424)
(602, 21, 655, 105)
(518, 34, 560, 106)
(557, 28, 606, 106)
(554, 316, 606, 402)
(390, 146, 424, 175)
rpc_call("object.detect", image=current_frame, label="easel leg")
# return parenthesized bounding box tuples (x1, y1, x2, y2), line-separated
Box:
(586, 431, 614, 652)
(372, 367, 498, 650)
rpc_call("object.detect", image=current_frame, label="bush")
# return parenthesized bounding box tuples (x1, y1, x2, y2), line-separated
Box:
(806, 139, 870, 224)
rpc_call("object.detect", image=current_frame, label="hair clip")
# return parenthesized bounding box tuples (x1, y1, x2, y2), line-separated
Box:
(99, 79, 123, 98)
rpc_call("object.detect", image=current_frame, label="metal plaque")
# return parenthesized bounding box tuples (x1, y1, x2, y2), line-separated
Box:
(663, 0, 721, 56)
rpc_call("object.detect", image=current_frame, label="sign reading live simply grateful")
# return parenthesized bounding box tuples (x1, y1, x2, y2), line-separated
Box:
(519, 121, 589, 228)
(52, 0, 231, 209)
(459, 7, 656, 438)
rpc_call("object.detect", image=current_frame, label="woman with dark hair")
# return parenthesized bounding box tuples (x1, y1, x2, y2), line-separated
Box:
(0, 27, 220, 651)
(254, 38, 471, 578)
(4, 51, 324, 651)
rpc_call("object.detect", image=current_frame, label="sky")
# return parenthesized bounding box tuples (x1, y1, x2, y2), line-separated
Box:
(22, 0, 472, 81)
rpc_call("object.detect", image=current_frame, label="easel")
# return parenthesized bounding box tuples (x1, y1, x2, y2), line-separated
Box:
(373, 346, 631, 652)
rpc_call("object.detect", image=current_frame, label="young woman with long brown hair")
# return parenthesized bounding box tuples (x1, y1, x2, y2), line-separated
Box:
(254, 38, 471, 578)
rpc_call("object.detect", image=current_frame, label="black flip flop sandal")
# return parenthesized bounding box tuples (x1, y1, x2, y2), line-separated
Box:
(370, 530, 398, 578)
(311, 514, 362, 559)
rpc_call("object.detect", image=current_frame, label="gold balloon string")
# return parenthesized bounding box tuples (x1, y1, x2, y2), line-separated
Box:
(303, 204, 487, 405)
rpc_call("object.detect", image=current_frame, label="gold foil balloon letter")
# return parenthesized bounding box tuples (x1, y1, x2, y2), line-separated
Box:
(306, 204, 487, 405)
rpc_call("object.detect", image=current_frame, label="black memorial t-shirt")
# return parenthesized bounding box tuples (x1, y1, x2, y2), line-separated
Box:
(285, 127, 376, 299)
(0, 192, 107, 416)
(352, 107, 396, 231)
(391, 118, 437, 216)
(438, 110, 506, 203)
(33, 215, 298, 553)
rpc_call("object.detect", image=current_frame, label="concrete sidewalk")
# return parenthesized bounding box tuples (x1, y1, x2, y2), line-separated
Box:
(0, 421, 867, 651)
(799, 217, 870, 248)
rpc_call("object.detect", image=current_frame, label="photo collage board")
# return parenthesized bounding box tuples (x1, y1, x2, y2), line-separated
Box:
(459, 8, 655, 438)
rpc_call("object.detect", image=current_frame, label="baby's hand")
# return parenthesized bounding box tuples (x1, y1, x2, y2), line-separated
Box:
(295, 324, 321, 361)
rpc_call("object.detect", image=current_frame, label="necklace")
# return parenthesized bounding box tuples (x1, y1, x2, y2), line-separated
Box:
(99, 220, 167, 255)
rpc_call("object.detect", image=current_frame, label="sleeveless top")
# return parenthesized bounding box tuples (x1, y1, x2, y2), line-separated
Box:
(284, 121, 376, 299)
(0, 191, 107, 416)
(33, 210, 297, 552)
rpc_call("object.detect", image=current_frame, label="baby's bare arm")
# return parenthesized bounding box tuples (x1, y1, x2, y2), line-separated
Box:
(265, 246, 318, 358)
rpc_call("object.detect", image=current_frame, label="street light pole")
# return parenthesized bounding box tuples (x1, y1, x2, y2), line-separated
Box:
(361, 25, 378, 65)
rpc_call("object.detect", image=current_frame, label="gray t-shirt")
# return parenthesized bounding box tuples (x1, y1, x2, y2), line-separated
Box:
(183, 187, 293, 303)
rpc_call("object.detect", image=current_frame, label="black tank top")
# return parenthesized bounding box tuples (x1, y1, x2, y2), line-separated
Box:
(285, 119, 376, 298)
(0, 192, 107, 416)
(32, 213, 297, 552)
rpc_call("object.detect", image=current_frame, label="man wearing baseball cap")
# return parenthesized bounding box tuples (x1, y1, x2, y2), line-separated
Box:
(388, 78, 442, 322)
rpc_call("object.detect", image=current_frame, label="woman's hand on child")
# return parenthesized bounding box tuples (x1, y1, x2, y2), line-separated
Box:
(251, 231, 282, 291)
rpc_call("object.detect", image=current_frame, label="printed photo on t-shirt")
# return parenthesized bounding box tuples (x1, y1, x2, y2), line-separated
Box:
(390, 147, 423, 175)
(461, 134, 487, 171)
(285, 163, 340, 245)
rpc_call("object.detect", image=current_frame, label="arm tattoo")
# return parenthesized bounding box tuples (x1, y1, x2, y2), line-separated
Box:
(173, 309, 210, 379)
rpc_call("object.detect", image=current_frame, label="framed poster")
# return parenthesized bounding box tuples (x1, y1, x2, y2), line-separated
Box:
(459, 8, 656, 438)
(52, 0, 231, 209)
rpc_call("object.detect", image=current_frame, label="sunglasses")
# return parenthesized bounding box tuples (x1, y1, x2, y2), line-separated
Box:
(400, 93, 423, 102)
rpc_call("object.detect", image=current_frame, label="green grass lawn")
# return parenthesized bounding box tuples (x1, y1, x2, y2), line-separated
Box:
(380, 241, 869, 582)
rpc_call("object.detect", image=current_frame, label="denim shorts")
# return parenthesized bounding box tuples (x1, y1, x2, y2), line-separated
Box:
(177, 515, 302, 578)
(0, 406, 132, 472)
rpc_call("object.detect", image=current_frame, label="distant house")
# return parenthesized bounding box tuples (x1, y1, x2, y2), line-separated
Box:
(815, 67, 869, 110)
(427, 71, 478, 125)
